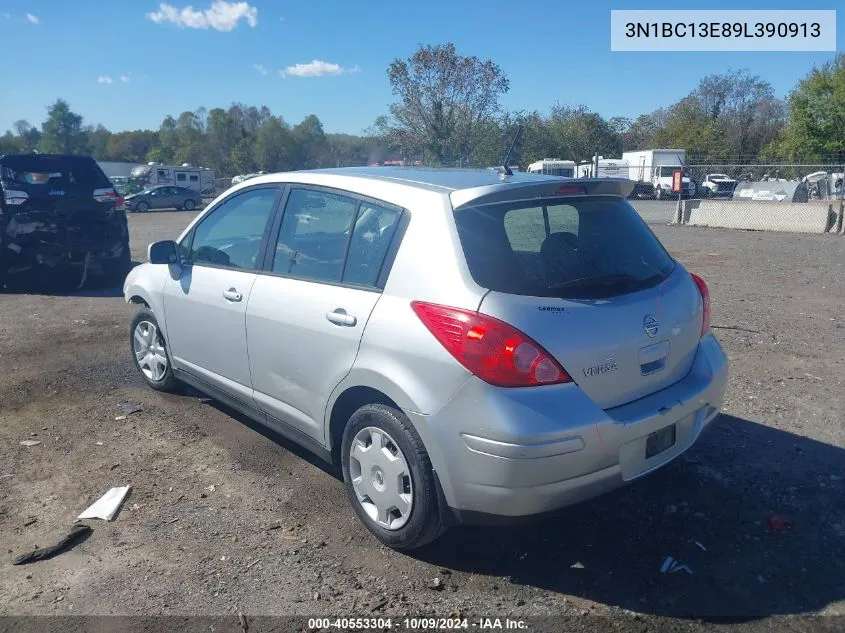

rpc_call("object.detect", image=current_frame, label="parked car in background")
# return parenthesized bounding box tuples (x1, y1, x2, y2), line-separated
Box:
(124, 167, 728, 549)
(129, 163, 214, 195)
(125, 185, 202, 212)
(0, 153, 130, 289)
(232, 171, 267, 186)
(700, 173, 738, 198)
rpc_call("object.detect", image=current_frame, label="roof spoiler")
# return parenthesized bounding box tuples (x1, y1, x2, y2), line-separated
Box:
(451, 178, 635, 210)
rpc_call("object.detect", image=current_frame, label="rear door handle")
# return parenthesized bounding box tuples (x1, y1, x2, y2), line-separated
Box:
(326, 308, 357, 327)
(222, 288, 243, 302)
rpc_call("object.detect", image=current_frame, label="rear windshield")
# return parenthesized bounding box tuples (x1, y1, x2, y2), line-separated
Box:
(0, 156, 111, 193)
(454, 196, 675, 299)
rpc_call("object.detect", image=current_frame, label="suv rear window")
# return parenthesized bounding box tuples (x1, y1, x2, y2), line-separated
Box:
(0, 156, 111, 193)
(454, 196, 675, 299)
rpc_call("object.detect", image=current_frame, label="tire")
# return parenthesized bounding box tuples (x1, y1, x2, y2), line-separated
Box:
(102, 245, 132, 287)
(341, 403, 446, 550)
(183, 199, 196, 211)
(136, 201, 149, 213)
(129, 307, 180, 392)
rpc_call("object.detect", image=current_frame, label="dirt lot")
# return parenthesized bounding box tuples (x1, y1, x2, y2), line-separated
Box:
(1, 210, 844, 629)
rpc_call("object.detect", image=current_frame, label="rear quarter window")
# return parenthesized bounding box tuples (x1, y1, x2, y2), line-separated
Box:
(455, 196, 675, 299)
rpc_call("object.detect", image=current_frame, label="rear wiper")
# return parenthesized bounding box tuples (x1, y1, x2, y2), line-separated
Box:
(547, 273, 637, 291)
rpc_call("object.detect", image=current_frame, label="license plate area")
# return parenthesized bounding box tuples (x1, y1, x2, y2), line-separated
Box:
(646, 424, 676, 459)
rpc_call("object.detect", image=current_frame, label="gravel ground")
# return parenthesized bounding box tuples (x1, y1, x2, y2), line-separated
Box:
(1, 210, 844, 630)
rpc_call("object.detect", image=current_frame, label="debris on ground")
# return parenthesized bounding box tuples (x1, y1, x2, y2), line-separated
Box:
(77, 486, 131, 521)
(19, 440, 41, 447)
(660, 556, 693, 574)
(238, 611, 248, 633)
(13, 524, 93, 565)
(117, 402, 142, 416)
(430, 577, 444, 590)
(205, 485, 216, 492)
(694, 541, 707, 551)
(370, 598, 387, 612)
(570, 562, 585, 569)
(766, 515, 794, 532)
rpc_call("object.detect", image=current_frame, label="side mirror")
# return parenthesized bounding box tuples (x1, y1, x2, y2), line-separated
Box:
(148, 240, 180, 265)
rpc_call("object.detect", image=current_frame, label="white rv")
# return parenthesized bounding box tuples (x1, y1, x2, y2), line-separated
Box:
(576, 157, 630, 179)
(129, 163, 214, 195)
(527, 159, 576, 178)
(622, 149, 693, 199)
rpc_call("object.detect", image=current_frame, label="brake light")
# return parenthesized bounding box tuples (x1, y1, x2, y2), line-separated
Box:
(690, 273, 710, 336)
(410, 301, 571, 387)
(554, 185, 586, 195)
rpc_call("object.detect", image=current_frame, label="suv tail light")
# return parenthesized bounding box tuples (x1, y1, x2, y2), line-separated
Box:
(690, 273, 711, 336)
(410, 301, 571, 387)
(94, 188, 123, 206)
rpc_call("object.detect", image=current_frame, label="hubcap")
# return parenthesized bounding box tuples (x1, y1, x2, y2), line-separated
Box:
(133, 320, 168, 382)
(349, 427, 413, 530)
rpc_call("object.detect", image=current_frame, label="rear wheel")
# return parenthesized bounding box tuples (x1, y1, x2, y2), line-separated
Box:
(341, 403, 446, 550)
(130, 308, 179, 392)
(183, 199, 196, 211)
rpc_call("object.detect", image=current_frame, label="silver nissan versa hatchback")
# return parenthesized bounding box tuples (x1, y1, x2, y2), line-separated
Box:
(124, 167, 728, 549)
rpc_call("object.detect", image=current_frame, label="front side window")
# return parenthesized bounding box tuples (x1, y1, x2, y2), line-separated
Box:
(272, 189, 357, 282)
(189, 187, 278, 270)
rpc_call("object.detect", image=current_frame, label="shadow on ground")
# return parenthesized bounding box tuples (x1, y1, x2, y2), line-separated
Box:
(414, 414, 845, 619)
(1, 261, 141, 298)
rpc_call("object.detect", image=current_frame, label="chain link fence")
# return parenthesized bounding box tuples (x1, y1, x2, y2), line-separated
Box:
(616, 163, 845, 235)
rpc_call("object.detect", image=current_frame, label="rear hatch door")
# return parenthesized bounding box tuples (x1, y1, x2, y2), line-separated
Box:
(454, 193, 704, 410)
(1, 155, 121, 250)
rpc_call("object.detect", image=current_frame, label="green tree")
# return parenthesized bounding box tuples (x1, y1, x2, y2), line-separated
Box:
(378, 43, 510, 166)
(38, 99, 88, 154)
(765, 54, 845, 161)
(254, 117, 295, 171)
(545, 105, 621, 163)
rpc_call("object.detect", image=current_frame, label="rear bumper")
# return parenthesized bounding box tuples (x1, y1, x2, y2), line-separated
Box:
(408, 333, 728, 519)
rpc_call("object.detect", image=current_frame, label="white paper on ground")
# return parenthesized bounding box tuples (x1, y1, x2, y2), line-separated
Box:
(77, 486, 131, 521)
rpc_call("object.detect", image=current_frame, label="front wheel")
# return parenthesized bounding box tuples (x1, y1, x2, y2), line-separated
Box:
(136, 201, 149, 213)
(341, 404, 446, 550)
(130, 307, 179, 392)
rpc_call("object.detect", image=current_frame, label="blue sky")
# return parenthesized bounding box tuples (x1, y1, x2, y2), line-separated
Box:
(0, 1, 841, 135)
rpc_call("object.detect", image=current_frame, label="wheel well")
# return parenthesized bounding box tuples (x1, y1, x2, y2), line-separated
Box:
(328, 386, 399, 465)
(129, 295, 149, 306)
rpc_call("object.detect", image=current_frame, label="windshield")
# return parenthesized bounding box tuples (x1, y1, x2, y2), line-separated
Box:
(658, 166, 683, 177)
(454, 196, 675, 299)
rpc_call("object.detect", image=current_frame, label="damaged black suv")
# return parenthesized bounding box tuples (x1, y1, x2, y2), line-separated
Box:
(0, 153, 131, 290)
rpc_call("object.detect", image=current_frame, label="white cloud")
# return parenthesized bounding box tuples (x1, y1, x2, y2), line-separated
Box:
(253, 64, 267, 75)
(25, 13, 39, 24)
(2, 13, 11, 19)
(120, 75, 131, 83)
(97, 75, 114, 84)
(280, 60, 359, 78)
(146, 1, 257, 31)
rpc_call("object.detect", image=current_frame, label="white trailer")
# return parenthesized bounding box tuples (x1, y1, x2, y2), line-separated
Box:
(129, 163, 214, 195)
(622, 149, 692, 199)
(576, 157, 630, 179)
(527, 159, 576, 178)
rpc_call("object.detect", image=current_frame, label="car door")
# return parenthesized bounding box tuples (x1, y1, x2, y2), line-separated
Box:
(246, 187, 404, 443)
(162, 185, 282, 401)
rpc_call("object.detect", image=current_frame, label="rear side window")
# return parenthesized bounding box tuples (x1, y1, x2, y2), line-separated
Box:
(0, 156, 111, 193)
(343, 202, 401, 286)
(272, 189, 358, 281)
(455, 196, 675, 299)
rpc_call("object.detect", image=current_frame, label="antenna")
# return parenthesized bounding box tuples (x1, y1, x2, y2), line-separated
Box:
(499, 125, 523, 176)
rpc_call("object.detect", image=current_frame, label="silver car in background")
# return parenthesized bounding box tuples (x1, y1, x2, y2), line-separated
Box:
(123, 168, 728, 549)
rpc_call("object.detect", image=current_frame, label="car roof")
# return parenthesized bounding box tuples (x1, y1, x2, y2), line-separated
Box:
(245, 167, 634, 209)
(0, 153, 97, 162)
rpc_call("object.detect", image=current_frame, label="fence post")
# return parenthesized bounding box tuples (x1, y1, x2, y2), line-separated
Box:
(673, 196, 683, 225)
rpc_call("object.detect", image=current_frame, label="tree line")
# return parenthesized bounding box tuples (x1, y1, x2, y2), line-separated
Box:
(1, 45, 842, 176)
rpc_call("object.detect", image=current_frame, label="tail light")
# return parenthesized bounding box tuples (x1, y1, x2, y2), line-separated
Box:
(410, 301, 571, 387)
(554, 185, 586, 195)
(94, 188, 122, 205)
(690, 273, 711, 336)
